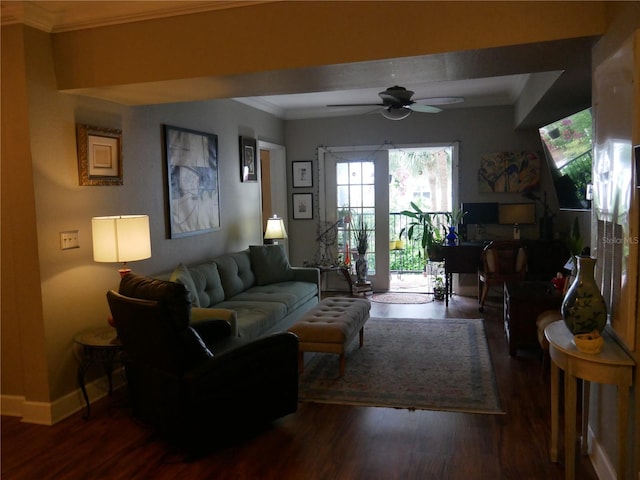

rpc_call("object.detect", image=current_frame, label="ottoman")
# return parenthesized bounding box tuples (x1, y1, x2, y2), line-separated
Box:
(288, 297, 371, 376)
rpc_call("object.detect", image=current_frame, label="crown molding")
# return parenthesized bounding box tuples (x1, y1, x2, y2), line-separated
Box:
(1, 1, 273, 33)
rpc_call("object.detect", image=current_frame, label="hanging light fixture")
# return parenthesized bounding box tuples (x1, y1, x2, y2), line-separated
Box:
(380, 107, 412, 121)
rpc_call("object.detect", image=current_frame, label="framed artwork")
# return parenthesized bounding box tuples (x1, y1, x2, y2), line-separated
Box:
(292, 160, 313, 188)
(477, 151, 540, 193)
(76, 124, 123, 186)
(240, 136, 257, 182)
(164, 125, 220, 238)
(293, 193, 313, 219)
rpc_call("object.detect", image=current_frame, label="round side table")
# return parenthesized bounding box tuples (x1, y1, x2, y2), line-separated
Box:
(73, 326, 123, 419)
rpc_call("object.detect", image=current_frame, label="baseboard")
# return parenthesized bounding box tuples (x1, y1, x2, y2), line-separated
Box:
(589, 426, 617, 480)
(1, 374, 126, 425)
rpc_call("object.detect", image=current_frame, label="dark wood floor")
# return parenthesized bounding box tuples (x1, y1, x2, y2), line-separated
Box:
(2, 294, 597, 480)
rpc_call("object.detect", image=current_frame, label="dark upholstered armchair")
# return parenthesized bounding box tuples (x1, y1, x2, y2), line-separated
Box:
(106, 274, 299, 451)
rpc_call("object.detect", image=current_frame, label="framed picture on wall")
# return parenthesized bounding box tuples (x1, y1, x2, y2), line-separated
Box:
(164, 125, 220, 238)
(292, 193, 313, 219)
(240, 136, 257, 182)
(76, 124, 123, 186)
(292, 160, 313, 187)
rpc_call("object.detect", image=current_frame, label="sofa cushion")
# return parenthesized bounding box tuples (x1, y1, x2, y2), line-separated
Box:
(188, 262, 225, 306)
(214, 251, 255, 299)
(249, 244, 294, 286)
(231, 281, 317, 313)
(170, 263, 200, 307)
(213, 301, 288, 339)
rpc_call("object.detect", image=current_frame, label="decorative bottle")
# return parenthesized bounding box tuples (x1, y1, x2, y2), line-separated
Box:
(561, 256, 607, 335)
(446, 226, 458, 246)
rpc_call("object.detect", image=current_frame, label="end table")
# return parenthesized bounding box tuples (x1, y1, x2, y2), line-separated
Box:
(73, 326, 123, 419)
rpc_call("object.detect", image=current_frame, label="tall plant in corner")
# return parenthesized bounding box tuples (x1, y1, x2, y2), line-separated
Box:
(353, 219, 369, 282)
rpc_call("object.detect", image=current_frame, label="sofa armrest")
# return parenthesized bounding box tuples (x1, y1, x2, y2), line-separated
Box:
(191, 307, 238, 336)
(291, 266, 320, 292)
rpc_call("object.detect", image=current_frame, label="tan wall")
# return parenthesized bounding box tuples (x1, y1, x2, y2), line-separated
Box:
(51, 1, 606, 91)
(1, 25, 50, 405)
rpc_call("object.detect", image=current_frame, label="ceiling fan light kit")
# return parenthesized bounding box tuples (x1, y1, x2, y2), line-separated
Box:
(381, 107, 412, 120)
(327, 85, 464, 120)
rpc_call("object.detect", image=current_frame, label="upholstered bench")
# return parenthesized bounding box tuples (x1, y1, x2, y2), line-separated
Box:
(288, 297, 371, 376)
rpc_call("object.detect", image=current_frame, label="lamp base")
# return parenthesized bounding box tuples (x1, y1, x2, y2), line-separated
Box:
(118, 268, 132, 278)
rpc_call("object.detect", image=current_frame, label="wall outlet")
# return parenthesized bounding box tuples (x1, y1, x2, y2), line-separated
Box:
(60, 230, 79, 250)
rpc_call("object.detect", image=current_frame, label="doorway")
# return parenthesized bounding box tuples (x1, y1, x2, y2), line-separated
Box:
(318, 143, 457, 293)
(388, 146, 457, 293)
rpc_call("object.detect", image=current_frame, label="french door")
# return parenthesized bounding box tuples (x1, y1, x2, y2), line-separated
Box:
(318, 143, 459, 293)
(319, 147, 390, 291)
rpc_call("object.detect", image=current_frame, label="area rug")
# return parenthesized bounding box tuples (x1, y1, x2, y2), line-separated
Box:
(370, 292, 430, 304)
(299, 318, 503, 414)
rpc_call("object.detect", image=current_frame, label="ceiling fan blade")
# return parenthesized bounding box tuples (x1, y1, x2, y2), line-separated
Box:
(409, 104, 442, 113)
(414, 96, 465, 106)
(327, 103, 385, 107)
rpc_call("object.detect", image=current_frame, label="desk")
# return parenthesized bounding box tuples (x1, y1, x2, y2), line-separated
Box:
(545, 321, 634, 480)
(74, 326, 123, 419)
(442, 244, 484, 306)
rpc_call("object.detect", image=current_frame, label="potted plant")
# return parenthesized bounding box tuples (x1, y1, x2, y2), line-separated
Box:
(353, 220, 369, 283)
(400, 202, 446, 263)
(445, 207, 467, 246)
(433, 275, 446, 301)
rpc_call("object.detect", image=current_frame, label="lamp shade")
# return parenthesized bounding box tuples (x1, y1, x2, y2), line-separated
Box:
(92, 215, 151, 263)
(264, 215, 288, 240)
(498, 203, 536, 225)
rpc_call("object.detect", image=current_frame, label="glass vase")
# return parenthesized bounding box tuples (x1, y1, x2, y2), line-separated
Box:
(355, 255, 368, 283)
(561, 256, 607, 335)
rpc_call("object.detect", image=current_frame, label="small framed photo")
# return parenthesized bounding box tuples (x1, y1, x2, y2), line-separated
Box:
(76, 124, 123, 186)
(293, 193, 313, 219)
(292, 160, 313, 188)
(240, 136, 257, 182)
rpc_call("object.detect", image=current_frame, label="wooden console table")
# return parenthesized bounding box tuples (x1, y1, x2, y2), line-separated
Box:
(544, 321, 634, 480)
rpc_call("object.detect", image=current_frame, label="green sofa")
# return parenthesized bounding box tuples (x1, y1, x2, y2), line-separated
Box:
(164, 245, 320, 340)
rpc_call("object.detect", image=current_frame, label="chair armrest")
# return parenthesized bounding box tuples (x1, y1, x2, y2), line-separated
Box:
(291, 267, 320, 292)
(185, 332, 299, 388)
(191, 319, 232, 344)
(191, 307, 238, 336)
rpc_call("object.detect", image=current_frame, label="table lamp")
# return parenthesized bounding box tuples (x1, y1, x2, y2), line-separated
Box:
(264, 215, 288, 245)
(498, 203, 536, 240)
(92, 215, 151, 277)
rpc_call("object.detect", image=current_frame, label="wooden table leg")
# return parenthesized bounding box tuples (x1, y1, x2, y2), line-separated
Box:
(581, 381, 590, 456)
(617, 385, 630, 480)
(564, 370, 578, 480)
(550, 361, 559, 462)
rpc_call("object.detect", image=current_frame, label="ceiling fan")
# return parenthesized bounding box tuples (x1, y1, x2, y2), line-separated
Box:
(327, 85, 464, 120)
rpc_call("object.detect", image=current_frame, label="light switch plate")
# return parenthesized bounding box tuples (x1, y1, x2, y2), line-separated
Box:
(60, 230, 79, 250)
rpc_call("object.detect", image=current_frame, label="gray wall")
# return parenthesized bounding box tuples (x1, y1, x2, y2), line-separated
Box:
(284, 106, 587, 267)
(24, 26, 284, 404)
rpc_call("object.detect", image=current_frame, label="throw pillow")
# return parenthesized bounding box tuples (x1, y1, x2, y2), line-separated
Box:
(170, 262, 200, 307)
(249, 244, 294, 286)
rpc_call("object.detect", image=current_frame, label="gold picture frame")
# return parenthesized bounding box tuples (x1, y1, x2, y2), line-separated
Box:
(76, 124, 123, 186)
